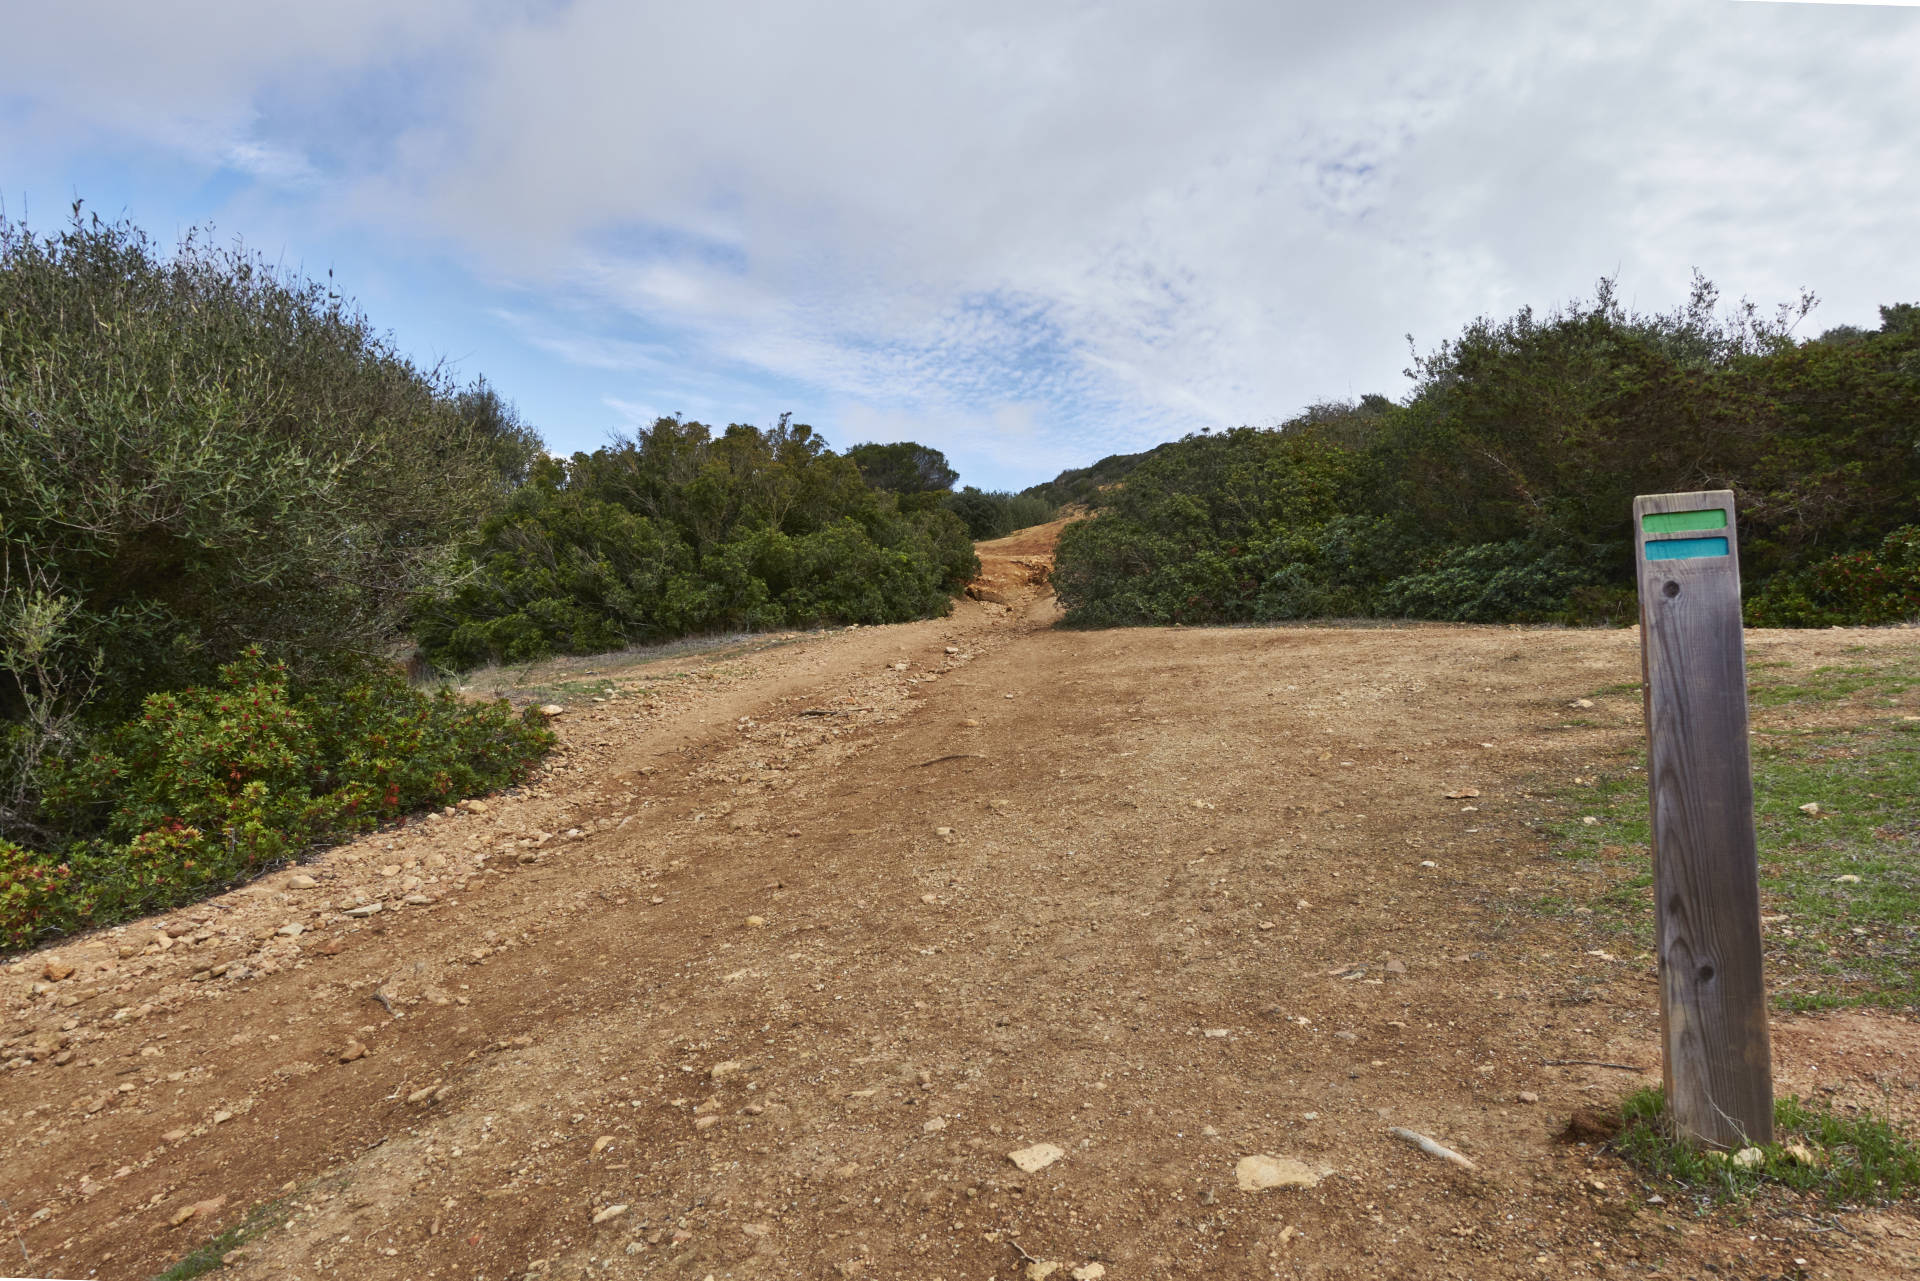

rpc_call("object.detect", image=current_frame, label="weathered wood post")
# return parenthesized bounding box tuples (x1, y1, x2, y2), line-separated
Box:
(1634, 490, 1773, 1148)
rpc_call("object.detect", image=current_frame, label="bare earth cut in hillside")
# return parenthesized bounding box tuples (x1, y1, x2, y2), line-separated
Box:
(3, 517, 1917, 1280)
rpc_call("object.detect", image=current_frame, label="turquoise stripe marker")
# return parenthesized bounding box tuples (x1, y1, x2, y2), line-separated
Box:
(1645, 536, 1730, 561)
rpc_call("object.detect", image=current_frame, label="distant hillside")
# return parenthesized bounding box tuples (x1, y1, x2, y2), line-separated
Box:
(1020, 444, 1169, 508)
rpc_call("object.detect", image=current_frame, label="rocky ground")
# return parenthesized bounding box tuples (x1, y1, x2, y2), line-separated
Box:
(2, 518, 1917, 1280)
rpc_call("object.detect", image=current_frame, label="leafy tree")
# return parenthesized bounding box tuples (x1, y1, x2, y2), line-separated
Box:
(844, 441, 959, 495)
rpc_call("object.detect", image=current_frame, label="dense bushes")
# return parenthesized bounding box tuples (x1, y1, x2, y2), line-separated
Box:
(1373, 542, 1600, 623)
(944, 488, 1057, 540)
(0, 209, 542, 710)
(1053, 426, 1373, 625)
(412, 416, 979, 669)
(0, 208, 544, 846)
(1, 651, 551, 949)
(1746, 527, 1920, 626)
(1020, 449, 1155, 510)
(1056, 280, 1920, 627)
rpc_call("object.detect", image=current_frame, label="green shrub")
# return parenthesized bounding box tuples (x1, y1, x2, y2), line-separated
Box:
(415, 419, 978, 669)
(944, 488, 1058, 540)
(0, 206, 544, 863)
(1, 649, 551, 951)
(41, 651, 339, 861)
(0, 839, 75, 951)
(1746, 526, 1920, 627)
(1053, 426, 1377, 626)
(0, 209, 541, 727)
(1562, 584, 1639, 626)
(1377, 541, 1598, 623)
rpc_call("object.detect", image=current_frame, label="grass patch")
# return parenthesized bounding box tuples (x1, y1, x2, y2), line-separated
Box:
(152, 1196, 292, 1279)
(453, 629, 813, 707)
(1533, 656, 1920, 1011)
(1586, 681, 1646, 698)
(1611, 1087, 1920, 1207)
(1749, 658, 1920, 709)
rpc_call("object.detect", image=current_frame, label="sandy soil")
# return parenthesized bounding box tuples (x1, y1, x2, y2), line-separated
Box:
(3, 517, 1917, 1281)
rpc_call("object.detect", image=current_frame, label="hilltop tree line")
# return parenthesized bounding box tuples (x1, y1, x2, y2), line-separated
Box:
(0, 210, 1023, 947)
(1054, 278, 1920, 629)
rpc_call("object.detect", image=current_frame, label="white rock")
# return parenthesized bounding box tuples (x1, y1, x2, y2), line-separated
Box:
(1235, 1154, 1320, 1191)
(538, 704, 565, 718)
(593, 1204, 629, 1225)
(286, 874, 319, 890)
(1731, 1146, 1764, 1169)
(1072, 1266, 1107, 1280)
(1008, 1142, 1065, 1173)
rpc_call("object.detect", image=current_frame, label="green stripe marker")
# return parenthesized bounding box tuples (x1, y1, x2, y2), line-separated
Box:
(1642, 508, 1728, 535)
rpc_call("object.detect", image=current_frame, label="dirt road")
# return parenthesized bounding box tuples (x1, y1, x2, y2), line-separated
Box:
(4, 520, 1917, 1280)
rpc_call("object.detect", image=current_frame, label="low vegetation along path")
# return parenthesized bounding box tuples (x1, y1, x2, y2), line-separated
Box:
(5, 519, 1917, 1281)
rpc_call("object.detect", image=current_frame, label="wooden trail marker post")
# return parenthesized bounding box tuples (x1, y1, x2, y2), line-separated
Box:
(1634, 490, 1773, 1148)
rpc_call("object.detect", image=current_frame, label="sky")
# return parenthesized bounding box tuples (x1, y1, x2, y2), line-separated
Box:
(3, 1, 1917, 491)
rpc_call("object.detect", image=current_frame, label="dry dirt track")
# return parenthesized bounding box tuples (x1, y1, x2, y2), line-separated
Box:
(3, 521, 1918, 1281)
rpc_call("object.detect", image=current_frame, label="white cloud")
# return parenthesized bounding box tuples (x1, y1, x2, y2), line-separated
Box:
(600, 397, 662, 428)
(6, 1, 1919, 485)
(222, 139, 321, 187)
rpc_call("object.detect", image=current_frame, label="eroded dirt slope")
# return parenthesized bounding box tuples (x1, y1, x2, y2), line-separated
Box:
(3, 528, 1917, 1280)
